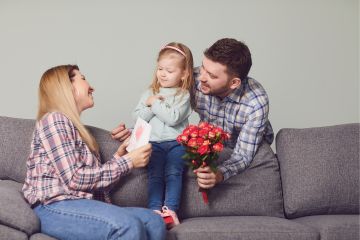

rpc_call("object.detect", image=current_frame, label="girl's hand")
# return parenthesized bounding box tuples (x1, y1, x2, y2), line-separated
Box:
(115, 137, 130, 157)
(146, 95, 164, 107)
(125, 143, 152, 168)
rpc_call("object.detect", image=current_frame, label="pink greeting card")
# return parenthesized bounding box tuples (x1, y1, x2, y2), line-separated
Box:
(126, 117, 152, 152)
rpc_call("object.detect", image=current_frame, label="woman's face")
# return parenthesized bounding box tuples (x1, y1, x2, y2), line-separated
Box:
(71, 70, 95, 113)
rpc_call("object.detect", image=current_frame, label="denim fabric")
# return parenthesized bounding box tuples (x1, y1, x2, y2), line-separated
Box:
(148, 141, 185, 211)
(34, 199, 165, 240)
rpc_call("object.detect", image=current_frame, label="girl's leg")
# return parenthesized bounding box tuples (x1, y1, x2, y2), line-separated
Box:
(34, 199, 151, 240)
(147, 142, 166, 211)
(164, 141, 186, 211)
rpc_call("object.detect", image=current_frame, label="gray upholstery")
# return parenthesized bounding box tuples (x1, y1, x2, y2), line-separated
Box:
(88, 126, 150, 208)
(0, 180, 40, 235)
(0, 116, 35, 183)
(179, 143, 284, 219)
(90, 126, 285, 218)
(29, 233, 58, 240)
(1, 116, 359, 240)
(0, 224, 27, 240)
(167, 216, 319, 240)
(276, 123, 360, 219)
(293, 215, 360, 240)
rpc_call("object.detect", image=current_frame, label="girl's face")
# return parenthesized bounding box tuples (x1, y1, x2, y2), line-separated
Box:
(156, 55, 185, 88)
(71, 70, 95, 113)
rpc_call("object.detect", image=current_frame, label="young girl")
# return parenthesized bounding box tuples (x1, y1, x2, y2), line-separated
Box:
(132, 42, 194, 228)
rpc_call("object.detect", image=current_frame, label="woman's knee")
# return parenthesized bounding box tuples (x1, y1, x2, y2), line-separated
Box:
(145, 213, 166, 240)
(111, 215, 146, 240)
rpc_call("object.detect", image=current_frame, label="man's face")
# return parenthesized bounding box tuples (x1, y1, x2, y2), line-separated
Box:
(198, 56, 233, 98)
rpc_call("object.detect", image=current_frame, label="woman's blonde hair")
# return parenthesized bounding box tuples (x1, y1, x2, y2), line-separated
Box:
(37, 65, 99, 154)
(150, 42, 194, 95)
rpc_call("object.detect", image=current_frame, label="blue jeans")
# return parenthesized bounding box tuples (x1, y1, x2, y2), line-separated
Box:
(34, 199, 165, 240)
(148, 140, 185, 212)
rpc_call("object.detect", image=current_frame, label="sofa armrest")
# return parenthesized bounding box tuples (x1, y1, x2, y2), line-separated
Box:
(0, 180, 40, 236)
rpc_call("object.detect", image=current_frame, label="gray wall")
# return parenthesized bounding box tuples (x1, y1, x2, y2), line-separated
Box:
(0, 0, 358, 139)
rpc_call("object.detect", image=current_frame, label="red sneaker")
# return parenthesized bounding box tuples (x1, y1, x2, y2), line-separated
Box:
(161, 206, 180, 229)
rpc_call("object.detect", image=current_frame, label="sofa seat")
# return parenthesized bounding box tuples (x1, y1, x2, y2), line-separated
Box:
(167, 216, 319, 240)
(0, 180, 40, 237)
(293, 215, 360, 240)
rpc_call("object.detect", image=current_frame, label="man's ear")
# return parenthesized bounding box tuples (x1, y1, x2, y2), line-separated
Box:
(229, 77, 241, 90)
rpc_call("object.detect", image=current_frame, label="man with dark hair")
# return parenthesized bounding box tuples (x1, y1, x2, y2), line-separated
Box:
(192, 38, 274, 189)
(111, 38, 273, 189)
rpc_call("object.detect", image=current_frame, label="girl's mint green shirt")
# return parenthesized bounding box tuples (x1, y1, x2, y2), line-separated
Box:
(132, 87, 192, 142)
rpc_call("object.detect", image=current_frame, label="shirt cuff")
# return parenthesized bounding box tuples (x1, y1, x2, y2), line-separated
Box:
(217, 165, 233, 181)
(113, 153, 133, 172)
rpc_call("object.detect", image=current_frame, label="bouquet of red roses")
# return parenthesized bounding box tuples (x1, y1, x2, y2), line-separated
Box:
(176, 122, 230, 204)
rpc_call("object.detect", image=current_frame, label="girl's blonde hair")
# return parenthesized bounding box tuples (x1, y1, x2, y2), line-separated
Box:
(150, 42, 194, 95)
(37, 65, 99, 154)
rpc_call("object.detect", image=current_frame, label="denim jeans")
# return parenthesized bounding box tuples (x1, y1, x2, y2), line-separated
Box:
(33, 199, 166, 240)
(148, 140, 185, 211)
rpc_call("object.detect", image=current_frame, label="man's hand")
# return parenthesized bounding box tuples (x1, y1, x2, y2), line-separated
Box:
(111, 123, 131, 142)
(194, 166, 224, 189)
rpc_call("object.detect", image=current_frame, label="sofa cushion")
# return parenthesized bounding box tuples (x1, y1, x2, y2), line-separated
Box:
(0, 116, 35, 183)
(276, 124, 360, 218)
(90, 126, 284, 218)
(87, 126, 149, 207)
(0, 224, 27, 240)
(179, 143, 284, 219)
(29, 233, 58, 240)
(167, 216, 319, 240)
(293, 215, 360, 240)
(0, 180, 40, 236)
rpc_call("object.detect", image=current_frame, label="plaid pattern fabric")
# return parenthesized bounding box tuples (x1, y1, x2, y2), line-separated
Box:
(192, 68, 274, 180)
(22, 112, 132, 205)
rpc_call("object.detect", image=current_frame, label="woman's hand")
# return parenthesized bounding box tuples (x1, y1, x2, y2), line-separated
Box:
(115, 137, 130, 157)
(111, 123, 131, 142)
(145, 95, 164, 107)
(125, 143, 152, 168)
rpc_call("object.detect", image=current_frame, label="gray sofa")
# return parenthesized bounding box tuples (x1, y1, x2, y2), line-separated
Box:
(0, 115, 359, 240)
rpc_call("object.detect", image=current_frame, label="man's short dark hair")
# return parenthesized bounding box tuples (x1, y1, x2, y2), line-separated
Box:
(204, 38, 252, 80)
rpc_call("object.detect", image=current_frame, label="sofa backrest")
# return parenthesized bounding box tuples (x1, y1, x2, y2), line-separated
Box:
(0, 116, 35, 182)
(0, 115, 285, 219)
(90, 124, 285, 219)
(276, 123, 360, 219)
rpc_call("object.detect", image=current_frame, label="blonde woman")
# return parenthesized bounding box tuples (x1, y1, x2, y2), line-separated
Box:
(22, 65, 165, 240)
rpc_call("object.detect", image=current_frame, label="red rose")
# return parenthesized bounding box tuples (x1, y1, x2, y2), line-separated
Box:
(198, 129, 209, 138)
(208, 130, 216, 139)
(197, 145, 210, 155)
(212, 142, 224, 152)
(176, 134, 188, 144)
(198, 122, 209, 129)
(196, 137, 204, 146)
(190, 129, 199, 138)
(222, 132, 231, 140)
(187, 138, 198, 147)
(202, 139, 211, 146)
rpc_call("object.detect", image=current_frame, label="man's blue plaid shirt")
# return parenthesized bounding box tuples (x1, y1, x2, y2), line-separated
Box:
(192, 68, 274, 180)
